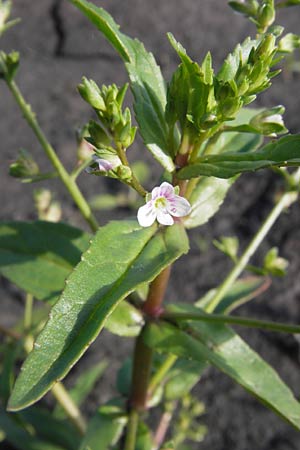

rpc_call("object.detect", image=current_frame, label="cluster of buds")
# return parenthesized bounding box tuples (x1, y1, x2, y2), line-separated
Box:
(0, 0, 19, 38)
(78, 79, 136, 149)
(229, 0, 275, 33)
(215, 33, 279, 120)
(78, 79, 137, 183)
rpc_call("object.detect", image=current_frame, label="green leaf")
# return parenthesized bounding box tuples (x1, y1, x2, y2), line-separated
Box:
(178, 135, 300, 179)
(68, 0, 175, 171)
(205, 108, 263, 155)
(0, 341, 23, 404)
(105, 300, 144, 337)
(136, 422, 154, 450)
(185, 108, 263, 228)
(164, 359, 207, 401)
(0, 221, 90, 302)
(79, 402, 127, 450)
(144, 313, 300, 430)
(21, 407, 80, 450)
(184, 177, 235, 229)
(8, 220, 189, 411)
(53, 361, 107, 419)
(116, 358, 132, 397)
(0, 407, 66, 450)
(196, 276, 271, 313)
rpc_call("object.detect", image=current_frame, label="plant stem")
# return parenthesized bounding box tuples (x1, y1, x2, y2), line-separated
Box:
(153, 403, 176, 449)
(125, 266, 172, 445)
(148, 354, 177, 395)
(143, 266, 172, 317)
(70, 157, 93, 181)
(51, 382, 87, 435)
(162, 311, 300, 334)
(24, 293, 33, 332)
(205, 190, 298, 313)
(5, 79, 99, 232)
(123, 408, 139, 450)
(129, 328, 154, 411)
(116, 143, 147, 197)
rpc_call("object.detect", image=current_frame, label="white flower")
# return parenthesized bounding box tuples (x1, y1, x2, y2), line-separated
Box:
(137, 182, 191, 227)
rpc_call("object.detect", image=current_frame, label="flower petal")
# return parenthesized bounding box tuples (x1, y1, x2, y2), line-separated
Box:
(151, 186, 161, 200)
(137, 202, 157, 227)
(156, 209, 174, 226)
(159, 182, 175, 199)
(167, 195, 191, 217)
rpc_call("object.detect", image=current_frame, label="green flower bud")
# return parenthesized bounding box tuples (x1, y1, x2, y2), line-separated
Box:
(116, 165, 132, 182)
(278, 33, 300, 53)
(0, 0, 11, 32)
(250, 105, 288, 136)
(9, 149, 39, 179)
(78, 77, 106, 111)
(34, 189, 62, 222)
(263, 247, 289, 277)
(258, 2, 275, 31)
(0, 50, 19, 80)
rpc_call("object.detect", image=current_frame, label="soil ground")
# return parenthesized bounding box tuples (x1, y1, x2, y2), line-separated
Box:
(1, 1, 300, 449)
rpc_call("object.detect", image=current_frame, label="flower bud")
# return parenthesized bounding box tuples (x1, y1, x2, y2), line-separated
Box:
(250, 106, 287, 136)
(258, 1, 275, 32)
(78, 77, 106, 111)
(9, 149, 39, 180)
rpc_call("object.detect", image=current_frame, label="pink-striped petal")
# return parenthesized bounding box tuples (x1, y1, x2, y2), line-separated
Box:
(156, 209, 174, 226)
(137, 202, 157, 227)
(167, 195, 191, 217)
(159, 182, 175, 199)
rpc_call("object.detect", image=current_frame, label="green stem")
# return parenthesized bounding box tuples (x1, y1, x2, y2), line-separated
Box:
(70, 157, 93, 181)
(162, 311, 300, 334)
(148, 354, 177, 395)
(116, 143, 147, 197)
(24, 293, 33, 332)
(51, 382, 87, 435)
(205, 190, 298, 313)
(123, 409, 139, 450)
(5, 79, 99, 232)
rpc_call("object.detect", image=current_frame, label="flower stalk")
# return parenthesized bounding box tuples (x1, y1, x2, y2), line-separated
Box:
(3, 78, 99, 232)
(205, 189, 298, 313)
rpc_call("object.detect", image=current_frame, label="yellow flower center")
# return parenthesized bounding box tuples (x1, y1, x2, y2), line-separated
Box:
(154, 197, 167, 209)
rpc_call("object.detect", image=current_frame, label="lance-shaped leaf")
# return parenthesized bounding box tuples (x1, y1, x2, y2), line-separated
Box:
(184, 177, 235, 229)
(196, 276, 271, 313)
(0, 221, 90, 302)
(185, 108, 263, 228)
(68, 0, 175, 171)
(0, 406, 66, 450)
(178, 135, 300, 179)
(79, 401, 127, 450)
(8, 220, 189, 411)
(144, 310, 300, 430)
